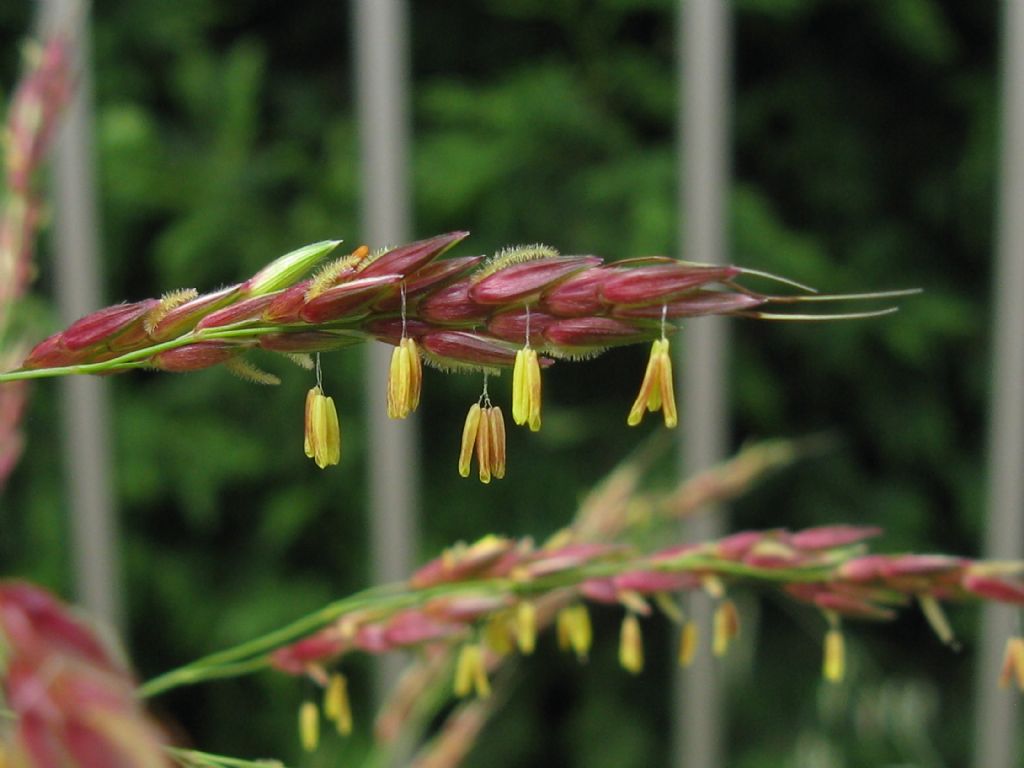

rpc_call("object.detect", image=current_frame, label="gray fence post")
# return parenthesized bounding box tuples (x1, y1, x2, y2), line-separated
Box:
(353, 0, 419, 702)
(674, 1, 731, 767)
(973, 2, 1024, 766)
(41, 0, 121, 630)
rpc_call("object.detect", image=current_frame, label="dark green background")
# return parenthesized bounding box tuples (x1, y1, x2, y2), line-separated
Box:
(0, 1, 998, 766)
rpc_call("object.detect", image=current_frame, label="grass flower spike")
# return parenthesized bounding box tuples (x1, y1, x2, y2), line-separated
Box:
(628, 337, 677, 428)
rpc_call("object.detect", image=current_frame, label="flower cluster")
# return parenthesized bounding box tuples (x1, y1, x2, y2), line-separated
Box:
(3, 232, 910, 474)
(258, 524, 1024, 752)
(0, 582, 170, 767)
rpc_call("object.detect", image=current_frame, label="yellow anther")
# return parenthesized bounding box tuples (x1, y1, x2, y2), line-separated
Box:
(304, 386, 341, 468)
(488, 405, 507, 479)
(459, 404, 482, 478)
(453, 643, 491, 699)
(712, 599, 740, 658)
(823, 628, 846, 684)
(556, 604, 592, 662)
(999, 636, 1024, 691)
(627, 338, 677, 428)
(678, 621, 699, 668)
(458, 402, 506, 483)
(516, 601, 537, 655)
(476, 402, 492, 484)
(619, 613, 644, 674)
(299, 700, 320, 752)
(387, 337, 422, 419)
(324, 673, 353, 735)
(512, 347, 542, 431)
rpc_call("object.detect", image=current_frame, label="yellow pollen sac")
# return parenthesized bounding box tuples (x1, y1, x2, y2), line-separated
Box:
(823, 628, 846, 684)
(516, 601, 537, 655)
(476, 403, 492, 484)
(619, 614, 644, 674)
(453, 643, 491, 699)
(678, 621, 699, 668)
(627, 338, 678, 428)
(304, 386, 341, 469)
(999, 636, 1024, 690)
(556, 604, 592, 661)
(458, 403, 507, 483)
(712, 599, 740, 658)
(324, 673, 353, 735)
(299, 700, 320, 752)
(488, 406, 507, 479)
(512, 347, 542, 430)
(387, 338, 422, 419)
(459, 403, 482, 478)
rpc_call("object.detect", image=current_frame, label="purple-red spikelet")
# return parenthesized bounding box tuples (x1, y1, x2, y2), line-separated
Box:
(600, 263, 740, 306)
(151, 341, 246, 372)
(470, 255, 602, 305)
(359, 231, 469, 279)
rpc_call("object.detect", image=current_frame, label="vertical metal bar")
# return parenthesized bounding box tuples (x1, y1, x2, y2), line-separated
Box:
(41, 0, 121, 629)
(973, 2, 1024, 766)
(353, 0, 417, 699)
(673, 2, 731, 768)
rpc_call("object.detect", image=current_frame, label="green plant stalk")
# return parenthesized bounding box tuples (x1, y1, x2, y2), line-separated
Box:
(0, 323, 371, 382)
(138, 554, 840, 698)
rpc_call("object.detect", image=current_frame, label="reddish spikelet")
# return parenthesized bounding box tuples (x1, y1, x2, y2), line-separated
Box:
(524, 543, 621, 578)
(258, 330, 362, 353)
(373, 255, 484, 312)
(0, 582, 115, 669)
(21, 332, 89, 369)
(613, 570, 702, 594)
(470, 255, 601, 305)
(383, 610, 468, 648)
(62, 300, 160, 351)
(600, 264, 740, 306)
(579, 578, 621, 604)
(486, 309, 553, 346)
(6, 37, 74, 195)
(788, 525, 883, 551)
(196, 293, 278, 330)
(715, 530, 771, 560)
(151, 341, 245, 372)
(543, 316, 653, 349)
(410, 537, 523, 589)
(263, 279, 313, 323)
(785, 583, 897, 620)
(0, 582, 171, 767)
(359, 231, 469, 279)
(270, 628, 351, 674)
(364, 319, 431, 346)
(421, 331, 521, 369)
(418, 279, 490, 324)
(963, 573, 1024, 605)
(424, 594, 513, 623)
(299, 274, 402, 324)
(613, 291, 765, 319)
(148, 285, 243, 341)
(540, 268, 612, 316)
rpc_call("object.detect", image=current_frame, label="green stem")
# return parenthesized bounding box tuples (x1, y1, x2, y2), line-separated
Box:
(166, 746, 286, 768)
(0, 324, 368, 383)
(139, 554, 837, 698)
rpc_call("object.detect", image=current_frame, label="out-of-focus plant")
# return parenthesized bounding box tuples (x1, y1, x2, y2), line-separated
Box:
(0, 33, 72, 490)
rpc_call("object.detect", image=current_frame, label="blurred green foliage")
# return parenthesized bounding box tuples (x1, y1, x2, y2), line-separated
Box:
(0, 1, 999, 766)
